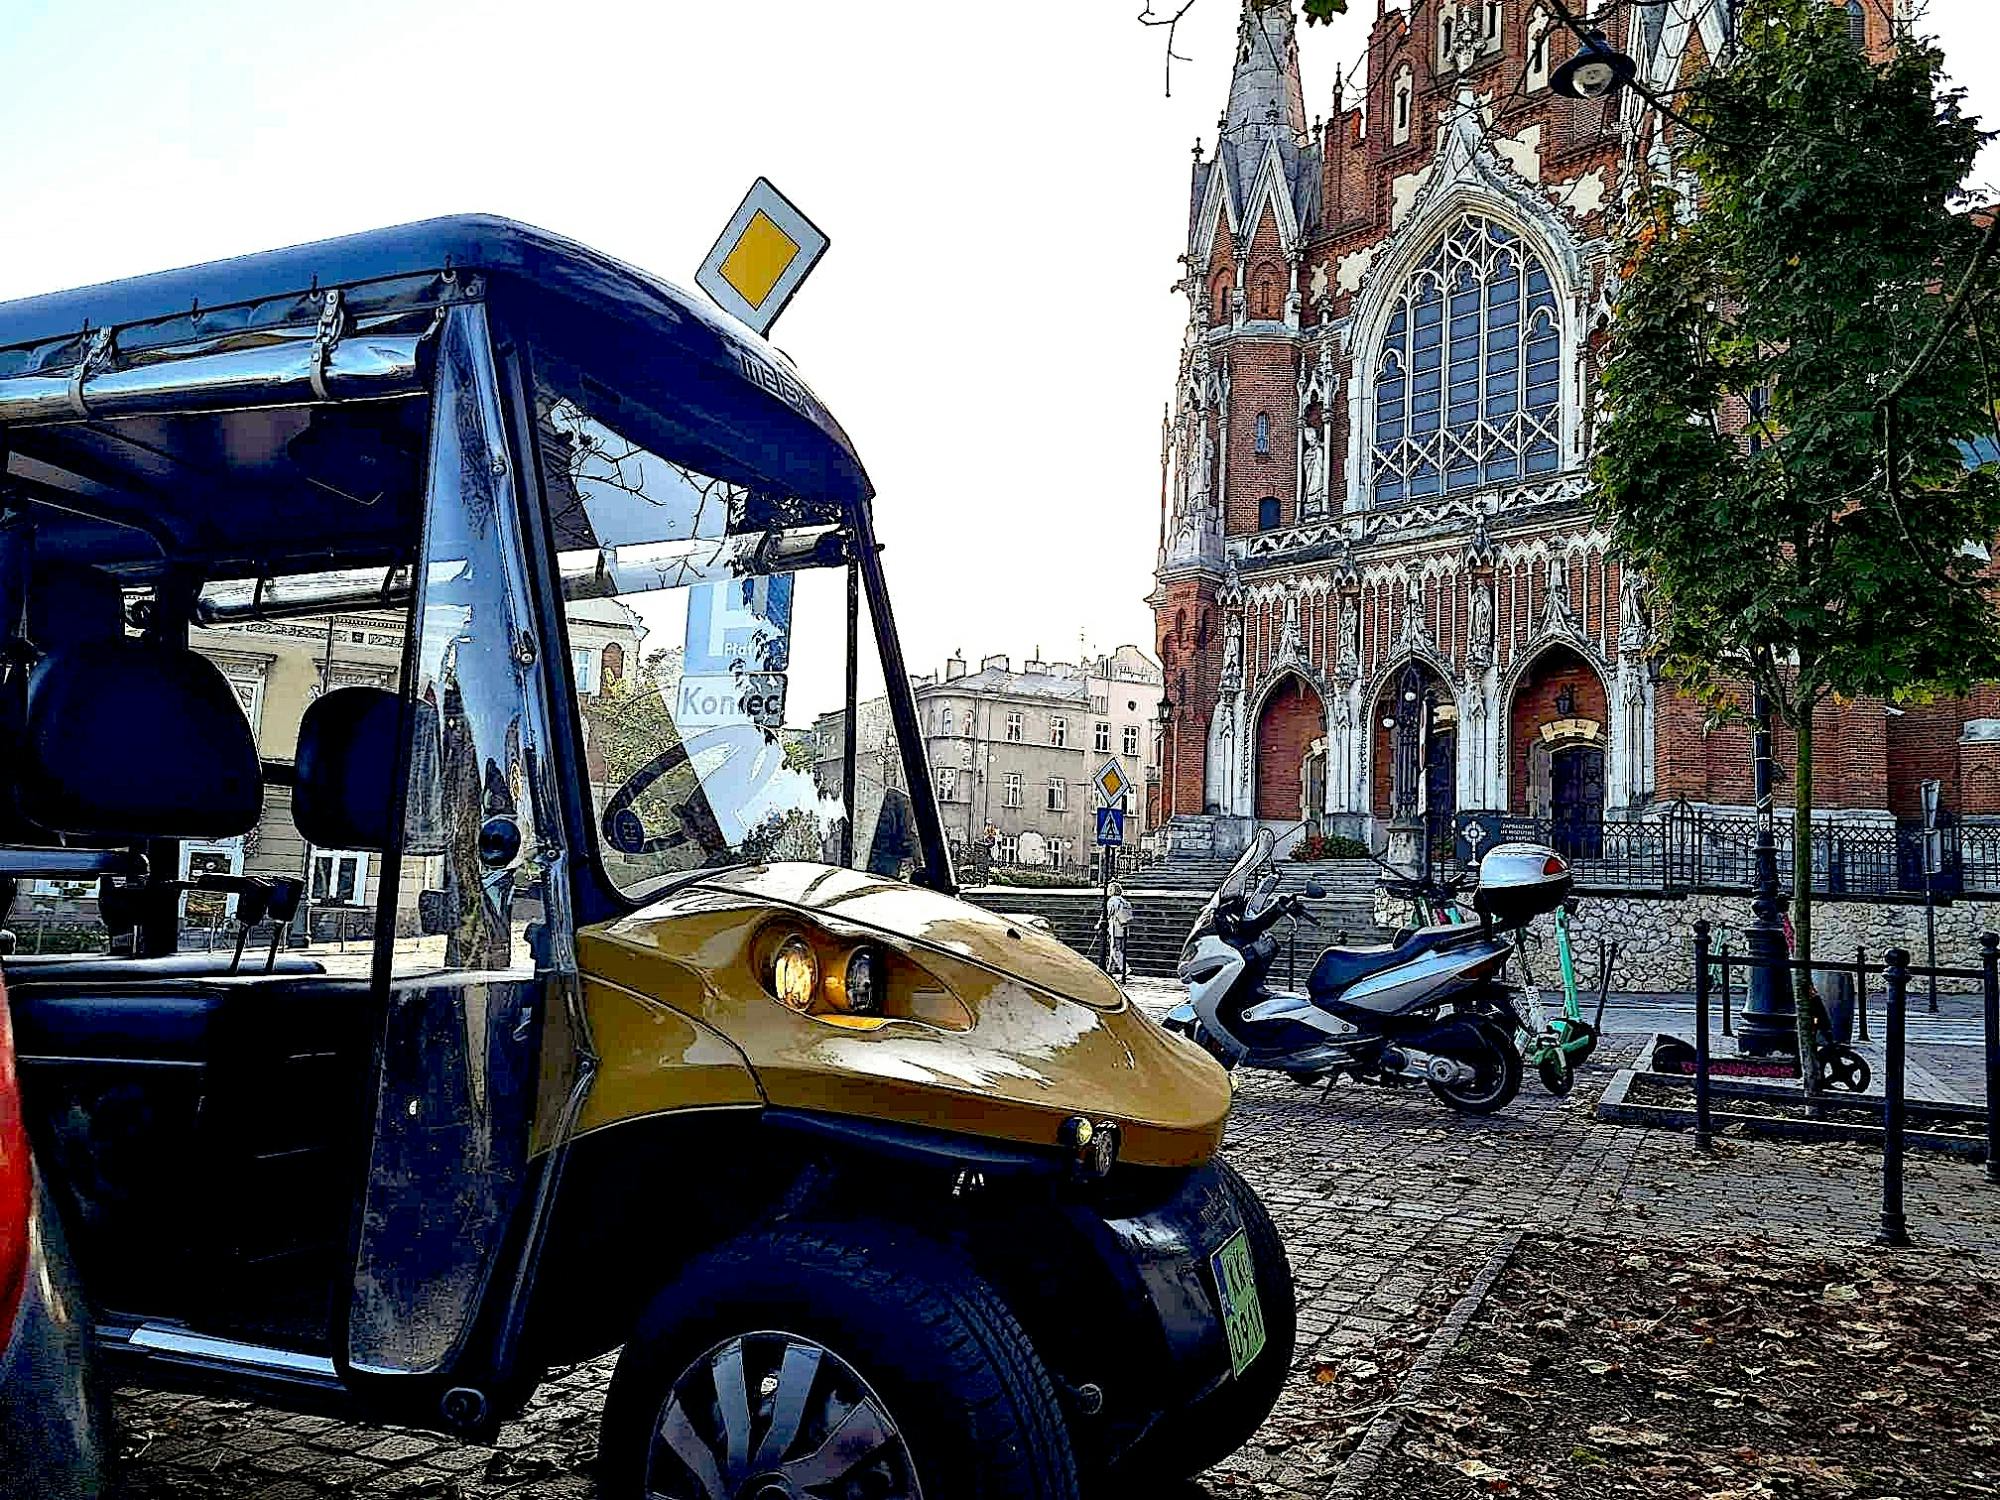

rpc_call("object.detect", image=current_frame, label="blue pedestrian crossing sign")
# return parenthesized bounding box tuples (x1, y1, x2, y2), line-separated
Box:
(1096, 807, 1126, 847)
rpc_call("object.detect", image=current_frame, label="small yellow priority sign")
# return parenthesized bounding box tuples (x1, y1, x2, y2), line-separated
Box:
(696, 177, 830, 336)
(1094, 758, 1130, 807)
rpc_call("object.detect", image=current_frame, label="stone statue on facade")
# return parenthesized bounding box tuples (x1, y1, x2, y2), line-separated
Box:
(1540, 554, 1578, 637)
(1619, 569, 1652, 653)
(1467, 577, 1494, 668)
(1400, 571, 1431, 650)
(1337, 595, 1359, 676)
(1221, 611, 1244, 687)
(1190, 418, 1214, 502)
(1277, 581, 1303, 661)
(1301, 425, 1329, 513)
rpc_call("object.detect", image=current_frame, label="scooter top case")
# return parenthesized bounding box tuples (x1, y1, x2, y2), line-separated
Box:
(1472, 843, 1573, 928)
(1307, 924, 1511, 1018)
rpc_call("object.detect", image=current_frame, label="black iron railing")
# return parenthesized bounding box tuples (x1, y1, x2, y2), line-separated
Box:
(1445, 800, 2000, 898)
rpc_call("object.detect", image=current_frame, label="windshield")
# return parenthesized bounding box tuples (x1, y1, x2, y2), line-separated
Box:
(539, 377, 918, 901)
(1217, 828, 1276, 903)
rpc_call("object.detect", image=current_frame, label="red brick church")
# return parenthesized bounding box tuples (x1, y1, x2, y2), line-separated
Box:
(1149, 0, 1999, 860)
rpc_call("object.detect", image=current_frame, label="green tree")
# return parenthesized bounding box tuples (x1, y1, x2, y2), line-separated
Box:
(1596, 0, 2000, 1066)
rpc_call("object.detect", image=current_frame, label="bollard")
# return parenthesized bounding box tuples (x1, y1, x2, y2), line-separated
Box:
(1855, 944, 1870, 1043)
(1983, 933, 2000, 1188)
(1880, 947, 1911, 1247)
(1720, 940, 1733, 1037)
(1694, 920, 1714, 1151)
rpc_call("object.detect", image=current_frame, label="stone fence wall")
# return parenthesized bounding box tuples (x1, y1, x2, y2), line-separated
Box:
(1550, 892, 1996, 995)
(1375, 886, 2000, 995)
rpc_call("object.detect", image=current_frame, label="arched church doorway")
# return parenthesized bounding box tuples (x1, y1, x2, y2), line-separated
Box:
(1255, 675, 1326, 821)
(1371, 661, 1455, 854)
(1508, 644, 1608, 855)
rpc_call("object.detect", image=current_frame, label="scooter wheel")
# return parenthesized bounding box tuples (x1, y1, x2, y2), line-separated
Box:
(1537, 1054, 1576, 1097)
(1425, 1016, 1523, 1115)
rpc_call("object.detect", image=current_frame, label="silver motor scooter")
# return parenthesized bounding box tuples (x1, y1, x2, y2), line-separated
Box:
(1163, 834, 1572, 1115)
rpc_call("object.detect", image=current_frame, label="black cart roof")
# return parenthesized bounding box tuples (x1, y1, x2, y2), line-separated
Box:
(0, 214, 870, 574)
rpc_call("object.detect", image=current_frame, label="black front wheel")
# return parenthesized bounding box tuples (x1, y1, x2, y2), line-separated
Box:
(600, 1223, 1078, 1500)
(1425, 1015, 1523, 1115)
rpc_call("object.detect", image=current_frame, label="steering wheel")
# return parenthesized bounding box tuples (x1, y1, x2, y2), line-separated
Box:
(600, 723, 787, 861)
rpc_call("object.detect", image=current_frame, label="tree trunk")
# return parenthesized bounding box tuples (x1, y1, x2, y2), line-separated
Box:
(1792, 706, 1818, 1092)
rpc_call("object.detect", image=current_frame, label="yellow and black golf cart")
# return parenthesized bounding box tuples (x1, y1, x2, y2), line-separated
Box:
(0, 216, 1292, 1499)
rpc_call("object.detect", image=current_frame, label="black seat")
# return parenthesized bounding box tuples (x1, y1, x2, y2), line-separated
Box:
(5, 644, 387, 1343)
(1307, 924, 1490, 1000)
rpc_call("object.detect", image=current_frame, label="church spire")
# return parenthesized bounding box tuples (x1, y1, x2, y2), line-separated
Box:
(1222, 0, 1307, 145)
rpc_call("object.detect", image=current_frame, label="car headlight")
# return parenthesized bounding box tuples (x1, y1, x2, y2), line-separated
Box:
(771, 935, 818, 1012)
(842, 948, 884, 1017)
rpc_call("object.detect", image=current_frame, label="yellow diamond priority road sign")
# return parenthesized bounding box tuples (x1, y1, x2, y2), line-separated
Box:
(1094, 758, 1130, 807)
(696, 177, 830, 336)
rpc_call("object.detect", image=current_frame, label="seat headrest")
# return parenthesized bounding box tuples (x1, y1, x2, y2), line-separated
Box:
(295, 687, 400, 853)
(28, 563, 125, 652)
(24, 641, 262, 840)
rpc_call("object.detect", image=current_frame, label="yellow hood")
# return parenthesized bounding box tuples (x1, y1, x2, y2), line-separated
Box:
(575, 863, 1230, 1168)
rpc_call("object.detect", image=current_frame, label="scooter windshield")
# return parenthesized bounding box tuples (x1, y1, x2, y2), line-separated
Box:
(1216, 828, 1277, 905)
(537, 378, 912, 901)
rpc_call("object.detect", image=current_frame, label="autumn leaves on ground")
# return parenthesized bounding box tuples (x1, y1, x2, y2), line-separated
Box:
(1371, 1233, 2000, 1499)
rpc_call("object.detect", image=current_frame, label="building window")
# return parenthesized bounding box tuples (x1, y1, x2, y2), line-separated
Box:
(940, 706, 954, 735)
(225, 675, 264, 737)
(1250, 264, 1283, 319)
(1050, 715, 1068, 747)
(1484, 1, 1499, 40)
(1003, 772, 1024, 808)
(997, 833, 1019, 864)
(1370, 214, 1561, 507)
(1047, 837, 1069, 868)
(1094, 721, 1111, 754)
(936, 768, 957, 802)
(310, 850, 371, 906)
(1211, 269, 1233, 324)
(1046, 778, 1068, 812)
(1393, 65, 1413, 144)
(1846, 0, 1865, 47)
(1747, 385, 1771, 455)
(572, 645, 597, 696)
(1259, 496, 1282, 530)
(1255, 412, 1271, 455)
(1090, 694, 1108, 713)
(1005, 711, 1023, 742)
(1123, 724, 1141, 758)
(1526, 13, 1551, 90)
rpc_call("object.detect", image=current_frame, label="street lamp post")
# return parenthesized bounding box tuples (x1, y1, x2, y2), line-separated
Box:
(1737, 685, 1796, 1055)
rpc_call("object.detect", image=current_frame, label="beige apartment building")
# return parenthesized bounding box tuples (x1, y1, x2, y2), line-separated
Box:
(816, 646, 1164, 875)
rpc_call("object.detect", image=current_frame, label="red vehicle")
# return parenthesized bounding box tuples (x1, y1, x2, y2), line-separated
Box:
(0, 975, 110, 1499)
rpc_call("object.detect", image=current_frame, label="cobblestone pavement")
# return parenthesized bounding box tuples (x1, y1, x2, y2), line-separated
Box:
(112, 993, 2000, 1500)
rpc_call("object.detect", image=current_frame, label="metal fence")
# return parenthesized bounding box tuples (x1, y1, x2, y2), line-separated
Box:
(955, 844, 1158, 889)
(1446, 800, 2000, 898)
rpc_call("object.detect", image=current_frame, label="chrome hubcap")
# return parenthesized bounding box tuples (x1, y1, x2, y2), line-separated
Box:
(646, 1331, 921, 1500)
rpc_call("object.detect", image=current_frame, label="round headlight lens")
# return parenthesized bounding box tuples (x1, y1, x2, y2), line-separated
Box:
(844, 948, 884, 1017)
(772, 936, 818, 1012)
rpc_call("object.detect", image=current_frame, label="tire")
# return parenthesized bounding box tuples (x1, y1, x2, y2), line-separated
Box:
(1425, 1015, 1523, 1115)
(1111, 1158, 1296, 1486)
(1537, 1053, 1576, 1096)
(599, 1222, 1078, 1500)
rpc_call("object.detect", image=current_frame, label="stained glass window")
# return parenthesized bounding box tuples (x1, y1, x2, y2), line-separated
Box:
(1370, 215, 1562, 507)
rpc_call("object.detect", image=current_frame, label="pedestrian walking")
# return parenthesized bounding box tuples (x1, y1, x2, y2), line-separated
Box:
(1106, 880, 1134, 982)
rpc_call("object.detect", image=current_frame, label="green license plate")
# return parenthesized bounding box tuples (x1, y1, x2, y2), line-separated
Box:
(1209, 1228, 1266, 1379)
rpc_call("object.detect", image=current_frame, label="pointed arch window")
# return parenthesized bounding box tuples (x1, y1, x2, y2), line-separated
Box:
(1392, 65, 1413, 144)
(1845, 0, 1866, 48)
(1370, 214, 1562, 507)
(1255, 412, 1271, 454)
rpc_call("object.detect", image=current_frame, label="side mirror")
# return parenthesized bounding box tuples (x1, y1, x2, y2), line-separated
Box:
(1304, 881, 1327, 900)
(478, 815, 522, 869)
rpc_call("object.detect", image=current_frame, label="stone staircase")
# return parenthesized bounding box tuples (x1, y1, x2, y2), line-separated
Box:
(965, 857, 1388, 980)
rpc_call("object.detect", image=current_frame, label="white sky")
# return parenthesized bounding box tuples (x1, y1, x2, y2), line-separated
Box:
(0, 0, 1994, 689)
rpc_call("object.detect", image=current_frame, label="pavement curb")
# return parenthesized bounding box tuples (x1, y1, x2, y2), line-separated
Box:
(1319, 1227, 1525, 1500)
